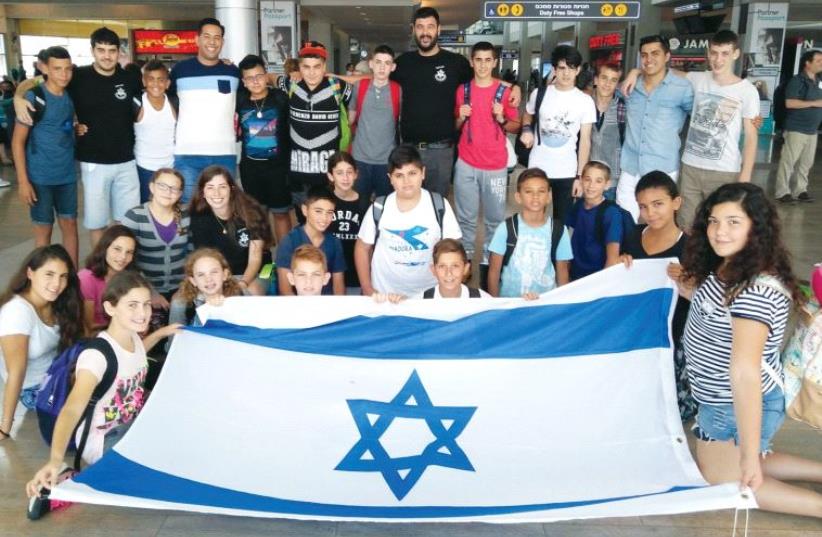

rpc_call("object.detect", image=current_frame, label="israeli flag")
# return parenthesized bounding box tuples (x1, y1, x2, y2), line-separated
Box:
(53, 260, 753, 521)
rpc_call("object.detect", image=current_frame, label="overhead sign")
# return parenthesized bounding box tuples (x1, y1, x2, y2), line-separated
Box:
(133, 30, 198, 54)
(501, 49, 520, 60)
(483, 2, 640, 20)
(438, 30, 467, 46)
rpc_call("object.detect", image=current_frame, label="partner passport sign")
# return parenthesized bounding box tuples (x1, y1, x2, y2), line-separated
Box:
(483, 2, 640, 20)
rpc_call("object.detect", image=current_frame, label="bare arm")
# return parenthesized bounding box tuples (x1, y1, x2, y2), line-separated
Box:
(487, 253, 503, 297)
(605, 242, 621, 267)
(785, 98, 822, 109)
(555, 260, 570, 286)
(729, 317, 769, 491)
(26, 370, 97, 495)
(332, 272, 345, 295)
(0, 335, 28, 437)
(13, 77, 41, 125)
(354, 239, 375, 296)
(519, 111, 535, 148)
(12, 122, 37, 207)
(738, 118, 758, 183)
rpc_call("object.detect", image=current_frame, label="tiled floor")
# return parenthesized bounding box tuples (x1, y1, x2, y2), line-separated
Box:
(1, 138, 821, 535)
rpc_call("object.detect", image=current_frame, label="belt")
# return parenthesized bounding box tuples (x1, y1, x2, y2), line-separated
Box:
(414, 140, 453, 150)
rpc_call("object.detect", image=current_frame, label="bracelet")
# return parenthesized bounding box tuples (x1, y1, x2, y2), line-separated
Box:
(0, 427, 10, 438)
(521, 124, 533, 133)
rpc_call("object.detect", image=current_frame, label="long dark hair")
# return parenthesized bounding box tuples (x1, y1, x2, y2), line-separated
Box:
(681, 183, 803, 306)
(189, 165, 272, 248)
(0, 245, 83, 350)
(84, 224, 137, 278)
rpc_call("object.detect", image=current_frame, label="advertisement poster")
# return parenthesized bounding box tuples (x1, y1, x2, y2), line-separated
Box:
(743, 3, 788, 134)
(260, 1, 297, 71)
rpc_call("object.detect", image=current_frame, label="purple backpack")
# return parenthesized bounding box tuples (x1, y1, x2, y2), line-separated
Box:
(35, 337, 117, 469)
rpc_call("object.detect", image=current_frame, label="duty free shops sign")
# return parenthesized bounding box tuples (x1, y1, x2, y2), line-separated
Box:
(483, 1, 640, 20)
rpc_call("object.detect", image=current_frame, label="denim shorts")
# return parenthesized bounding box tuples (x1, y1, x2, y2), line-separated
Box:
(692, 387, 786, 454)
(30, 182, 77, 225)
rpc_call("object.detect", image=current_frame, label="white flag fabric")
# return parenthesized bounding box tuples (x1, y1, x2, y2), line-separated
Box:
(53, 260, 754, 521)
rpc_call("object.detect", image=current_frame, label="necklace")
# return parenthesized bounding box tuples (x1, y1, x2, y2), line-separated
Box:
(253, 97, 264, 118)
(214, 212, 229, 235)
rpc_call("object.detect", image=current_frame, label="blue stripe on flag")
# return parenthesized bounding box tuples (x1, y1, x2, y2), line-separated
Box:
(187, 288, 673, 359)
(75, 451, 700, 518)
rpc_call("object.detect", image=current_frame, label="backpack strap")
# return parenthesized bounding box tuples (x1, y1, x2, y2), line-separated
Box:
(372, 195, 386, 246)
(389, 81, 401, 122)
(423, 287, 436, 299)
(73, 337, 118, 470)
(429, 191, 446, 239)
(501, 214, 519, 268)
(353, 78, 371, 128)
(131, 93, 143, 120)
(550, 216, 564, 264)
(593, 199, 614, 245)
(616, 96, 627, 145)
(167, 93, 180, 117)
(467, 287, 482, 298)
(328, 75, 342, 106)
(462, 82, 472, 144)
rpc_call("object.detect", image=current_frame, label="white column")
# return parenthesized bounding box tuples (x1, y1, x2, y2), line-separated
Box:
(215, 0, 259, 63)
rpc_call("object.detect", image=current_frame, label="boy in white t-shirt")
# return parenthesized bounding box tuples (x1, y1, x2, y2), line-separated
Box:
(678, 30, 760, 230)
(519, 45, 596, 225)
(355, 145, 461, 297)
(134, 60, 177, 203)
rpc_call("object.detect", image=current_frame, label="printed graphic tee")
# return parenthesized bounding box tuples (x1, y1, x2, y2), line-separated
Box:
(681, 71, 759, 173)
(358, 190, 461, 296)
(526, 85, 596, 179)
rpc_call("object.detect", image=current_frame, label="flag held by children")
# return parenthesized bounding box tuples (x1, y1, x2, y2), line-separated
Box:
(52, 260, 753, 521)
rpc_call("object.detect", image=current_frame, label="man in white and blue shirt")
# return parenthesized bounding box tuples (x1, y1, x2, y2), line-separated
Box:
(616, 35, 693, 221)
(170, 17, 240, 203)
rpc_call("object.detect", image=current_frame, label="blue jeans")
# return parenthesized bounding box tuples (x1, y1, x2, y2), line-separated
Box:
(174, 154, 237, 204)
(692, 387, 786, 454)
(354, 161, 392, 200)
(137, 165, 155, 204)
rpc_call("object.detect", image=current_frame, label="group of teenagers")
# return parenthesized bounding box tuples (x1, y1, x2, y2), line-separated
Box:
(1, 6, 822, 520)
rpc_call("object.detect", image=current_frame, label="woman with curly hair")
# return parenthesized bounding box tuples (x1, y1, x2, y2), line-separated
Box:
(673, 182, 822, 517)
(0, 245, 83, 441)
(77, 225, 137, 334)
(189, 165, 272, 295)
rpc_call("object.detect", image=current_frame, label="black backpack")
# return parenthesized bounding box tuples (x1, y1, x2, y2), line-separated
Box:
(514, 84, 548, 166)
(568, 198, 636, 249)
(501, 213, 567, 269)
(131, 92, 179, 121)
(371, 191, 446, 245)
(423, 286, 481, 298)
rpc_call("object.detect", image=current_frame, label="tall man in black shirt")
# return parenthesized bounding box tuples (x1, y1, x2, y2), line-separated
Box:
(391, 7, 520, 197)
(16, 27, 142, 247)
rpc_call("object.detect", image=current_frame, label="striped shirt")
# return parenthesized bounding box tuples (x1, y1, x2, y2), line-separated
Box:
(121, 203, 191, 293)
(683, 273, 791, 405)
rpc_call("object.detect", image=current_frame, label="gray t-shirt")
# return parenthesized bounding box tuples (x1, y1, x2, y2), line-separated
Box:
(784, 72, 822, 135)
(350, 80, 399, 165)
(590, 97, 623, 181)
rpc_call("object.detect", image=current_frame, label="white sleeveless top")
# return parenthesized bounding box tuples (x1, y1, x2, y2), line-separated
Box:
(134, 93, 176, 171)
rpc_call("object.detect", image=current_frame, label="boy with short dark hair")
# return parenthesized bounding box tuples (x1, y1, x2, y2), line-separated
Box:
(275, 185, 346, 295)
(565, 161, 623, 280)
(487, 168, 572, 299)
(417, 239, 490, 299)
(287, 244, 331, 297)
(519, 45, 596, 225)
(237, 53, 291, 242)
(12, 46, 79, 265)
(454, 41, 519, 284)
(279, 41, 352, 214)
(135, 60, 176, 203)
(355, 144, 461, 297)
(349, 44, 401, 199)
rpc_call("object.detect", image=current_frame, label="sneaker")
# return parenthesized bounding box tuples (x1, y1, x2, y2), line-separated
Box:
(797, 192, 815, 203)
(776, 194, 795, 204)
(26, 467, 77, 520)
(0, 178, 11, 188)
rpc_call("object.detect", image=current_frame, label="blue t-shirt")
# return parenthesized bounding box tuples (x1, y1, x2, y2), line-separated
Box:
(488, 215, 573, 298)
(24, 87, 75, 185)
(566, 200, 622, 280)
(275, 226, 346, 295)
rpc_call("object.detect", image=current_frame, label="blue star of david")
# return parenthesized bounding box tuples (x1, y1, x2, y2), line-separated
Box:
(335, 370, 477, 500)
